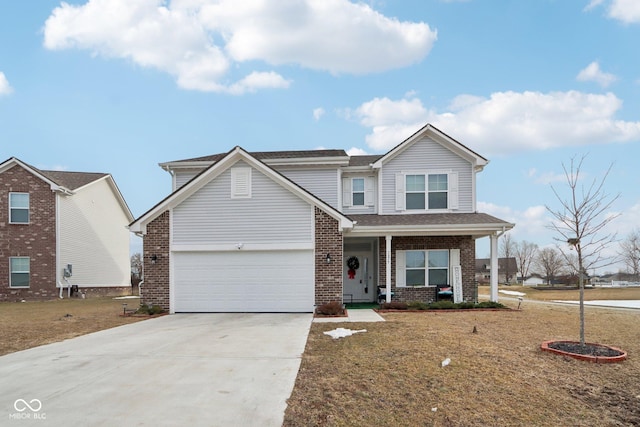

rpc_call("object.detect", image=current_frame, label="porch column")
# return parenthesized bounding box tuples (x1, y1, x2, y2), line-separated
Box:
(385, 235, 392, 303)
(490, 233, 499, 302)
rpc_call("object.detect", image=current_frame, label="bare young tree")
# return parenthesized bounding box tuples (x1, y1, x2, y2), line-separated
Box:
(535, 247, 564, 285)
(546, 154, 620, 346)
(619, 229, 640, 280)
(514, 240, 538, 281)
(500, 232, 516, 283)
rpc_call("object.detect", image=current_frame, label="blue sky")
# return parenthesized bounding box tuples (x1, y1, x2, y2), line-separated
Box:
(1, 0, 639, 273)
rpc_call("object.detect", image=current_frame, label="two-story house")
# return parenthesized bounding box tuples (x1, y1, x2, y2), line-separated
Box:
(1, 157, 134, 301)
(129, 124, 514, 313)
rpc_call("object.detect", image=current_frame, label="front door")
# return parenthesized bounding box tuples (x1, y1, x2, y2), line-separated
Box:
(343, 251, 374, 303)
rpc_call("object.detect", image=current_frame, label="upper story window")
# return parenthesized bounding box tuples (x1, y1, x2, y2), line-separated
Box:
(10, 257, 30, 288)
(342, 176, 374, 209)
(352, 178, 365, 206)
(396, 171, 458, 212)
(9, 192, 29, 224)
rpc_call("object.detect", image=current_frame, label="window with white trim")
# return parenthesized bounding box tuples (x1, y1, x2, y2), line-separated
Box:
(9, 192, 29, 224)
(352, 178, 365, 206)
(396, 171, 458, 211)
(398, 250, 449, 287)
(342, 176, 375, 209)
(10, 257, 30, 288)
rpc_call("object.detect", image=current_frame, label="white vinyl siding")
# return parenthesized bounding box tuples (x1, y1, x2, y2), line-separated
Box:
(57, 178, 132, 287)
(172, 161, 313, 245)
(276, 167, 339, 208)
(174, 170, 200, 191)
(381, 135, 473, 214)
(342, 175, 376, 214)
(9, 257, 30, 288)
(9, 192, 29, 224)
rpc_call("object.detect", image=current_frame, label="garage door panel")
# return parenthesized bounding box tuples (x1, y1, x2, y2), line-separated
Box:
(173, 251, 314, 312)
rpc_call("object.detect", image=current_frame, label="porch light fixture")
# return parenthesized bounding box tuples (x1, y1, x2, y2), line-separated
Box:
(325, 253, 331, 264)
(150, 255, 158, 264)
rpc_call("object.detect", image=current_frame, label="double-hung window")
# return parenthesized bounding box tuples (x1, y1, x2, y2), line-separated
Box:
(9, 192, 29, 224)
(396, 171, 457, 211)
(399, 250, 449, 287)
(352, 178, 365, 206)
(10, 257, 30, 288)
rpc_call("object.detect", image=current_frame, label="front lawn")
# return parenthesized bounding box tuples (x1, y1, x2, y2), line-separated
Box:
(284, 299, 640, 426)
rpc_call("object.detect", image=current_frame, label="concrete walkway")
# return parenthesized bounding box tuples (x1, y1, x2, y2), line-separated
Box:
(1, 313, 312, 427)
(313, 308, 385, 323)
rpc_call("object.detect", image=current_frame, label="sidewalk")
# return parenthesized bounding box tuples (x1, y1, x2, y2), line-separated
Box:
(313, 309, 386, 323)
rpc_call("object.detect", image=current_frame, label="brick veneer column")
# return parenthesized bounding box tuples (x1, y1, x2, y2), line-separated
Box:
(314, 207, 343, 307)
(378, 235, 476, 303)
(142, 211, 170, 310)
(0, 165, 57, 301)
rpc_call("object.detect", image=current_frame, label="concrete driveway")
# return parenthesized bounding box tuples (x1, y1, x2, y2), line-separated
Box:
(1, 313, 312, 426)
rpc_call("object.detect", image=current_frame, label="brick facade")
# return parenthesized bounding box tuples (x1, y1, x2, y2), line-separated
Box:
(379, 235, 476, 303)
(0, 165, 57, 301)
(141, 210, 170, 310)
(314, 207, 343, 307)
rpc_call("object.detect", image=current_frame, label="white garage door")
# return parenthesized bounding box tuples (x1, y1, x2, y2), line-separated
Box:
(173, 250, 314, 312)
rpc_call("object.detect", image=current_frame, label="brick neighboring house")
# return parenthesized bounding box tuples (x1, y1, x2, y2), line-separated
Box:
(475, 257, 518, 285)
(130, 124, 514, 313)
(0, 157, 134, 301)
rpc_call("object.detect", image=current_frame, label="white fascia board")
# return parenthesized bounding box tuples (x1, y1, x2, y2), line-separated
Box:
(74, 175, 134, 222)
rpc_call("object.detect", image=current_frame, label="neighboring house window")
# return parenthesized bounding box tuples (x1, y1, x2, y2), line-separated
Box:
(9, 192, 29, 224)
(231, 167, 252, 199)
(397, 250, 449, 287)
(352, 178, 365, 206)
(396, 172, 458, 211)
(9, 257, 30, 288)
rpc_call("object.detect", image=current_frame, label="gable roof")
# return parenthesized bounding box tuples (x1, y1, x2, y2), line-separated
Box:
(0, 157, 134, 222)
(130, 146, 354, 234)
(371, 124, 488, 171)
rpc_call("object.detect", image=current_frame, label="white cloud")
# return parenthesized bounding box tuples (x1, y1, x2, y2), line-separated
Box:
(585, 0, 640, 24)
(346, 147, 369, 156)
(313, 107, 325, 121)
(43, 0, 437, 94)
(576, 61, 617, 87)
(226, 71, 291, 95)
(0, 72, 13, 95)
(349, 91, 640, 155)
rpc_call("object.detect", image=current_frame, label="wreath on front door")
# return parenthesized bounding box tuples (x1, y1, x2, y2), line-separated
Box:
(347, 256, 359, 279)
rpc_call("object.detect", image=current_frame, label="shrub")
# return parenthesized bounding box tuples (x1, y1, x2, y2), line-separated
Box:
(316, 301, 345, 316)
(379, 301, 408, 310)
(136, 304, 165, 315)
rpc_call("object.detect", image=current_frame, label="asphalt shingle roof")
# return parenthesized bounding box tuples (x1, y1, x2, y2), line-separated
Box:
(40, 170, 109, 191)
(172, 149, 348, 163)
(348, 212, 511, 227)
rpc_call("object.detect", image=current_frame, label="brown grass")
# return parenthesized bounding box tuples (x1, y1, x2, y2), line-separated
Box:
(479, 285, 640, 302)
(0, 297, 146, 356)
(284, 297, 640, 426)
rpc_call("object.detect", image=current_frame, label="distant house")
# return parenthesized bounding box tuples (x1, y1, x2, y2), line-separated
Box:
(476, 257, 518, 285)
(130, 124, 514, 313)
(519, 273, 545, 286)
(0, 157, 134, 301)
